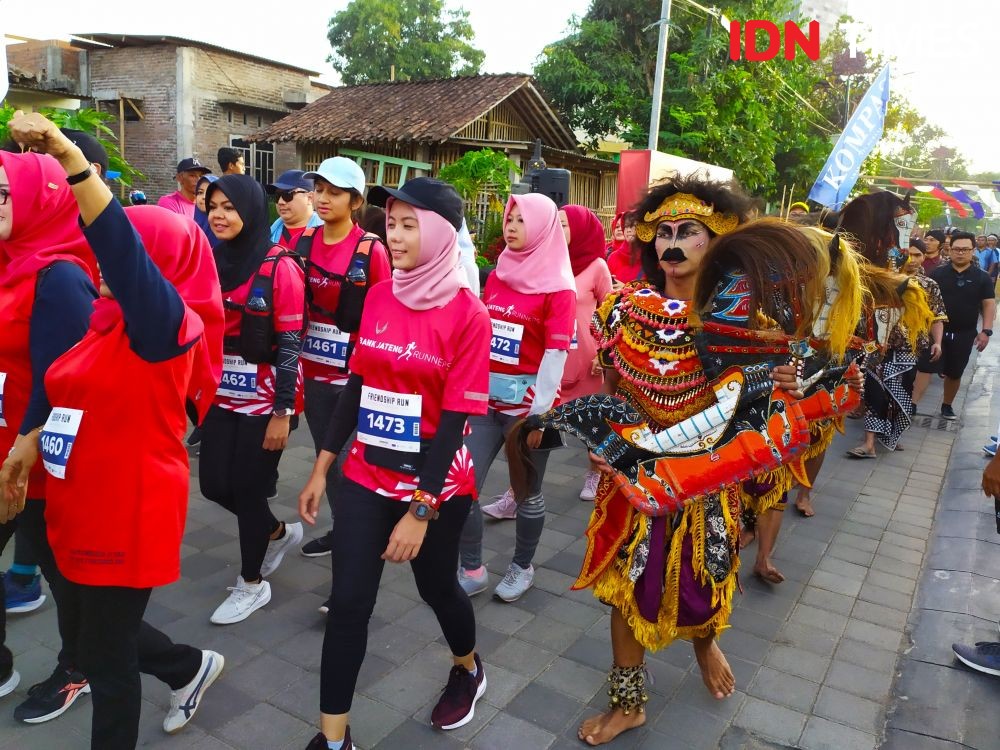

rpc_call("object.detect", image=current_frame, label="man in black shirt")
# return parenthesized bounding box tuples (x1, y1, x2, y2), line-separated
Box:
(927, 231, 996, 419)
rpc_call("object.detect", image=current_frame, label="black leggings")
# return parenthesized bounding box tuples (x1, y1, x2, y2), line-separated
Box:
(0, 499, 76, 672)
(320, 479, 475, 714)
(61, 582, 201, 750)
(198, 406, 284, 580)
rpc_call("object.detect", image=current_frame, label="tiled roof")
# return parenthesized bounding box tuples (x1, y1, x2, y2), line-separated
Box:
(252, 74, 578, 151)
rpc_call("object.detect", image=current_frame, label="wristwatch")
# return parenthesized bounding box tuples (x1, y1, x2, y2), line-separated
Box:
(408, 489, 440, 521)
(272, 408, 294, 417)
(983, 329, 993, 337)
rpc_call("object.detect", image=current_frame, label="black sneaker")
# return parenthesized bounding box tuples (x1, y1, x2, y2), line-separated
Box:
(14, 666, 90, 723)
(305, 726, 352, 749)
(941, 404, 957, 420)
(186, 427, 202, 447)
(301, 535, 334, 557)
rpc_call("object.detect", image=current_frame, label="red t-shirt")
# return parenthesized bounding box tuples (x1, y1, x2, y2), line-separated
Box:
(0, 276, 46, 498)
(302, 225, 391, 386)
(214, 250, 306, 415)
(277, 226, 309, 251)
(482, 274, 575, 415)
(43, 311, 204, 587)
(342, 283, 491, 502)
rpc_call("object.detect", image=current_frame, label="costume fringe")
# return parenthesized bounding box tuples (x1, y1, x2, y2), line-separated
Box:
(590, 492, 740, 652)
(740, 468, 793, 515)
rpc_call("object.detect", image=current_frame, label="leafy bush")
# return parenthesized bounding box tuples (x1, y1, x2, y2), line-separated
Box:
(0, 103, 144, 187)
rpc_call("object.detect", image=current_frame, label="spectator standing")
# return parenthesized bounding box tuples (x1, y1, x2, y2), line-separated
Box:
(217, 148, 245, 176)
(928, 231, 996, 419)
(157, 158, 211, 219)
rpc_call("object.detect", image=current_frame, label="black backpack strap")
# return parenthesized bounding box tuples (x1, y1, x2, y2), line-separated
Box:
(295, 226, 318, 261)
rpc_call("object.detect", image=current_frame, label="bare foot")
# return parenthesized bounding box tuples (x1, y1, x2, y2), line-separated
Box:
(753, 560, 785, 584)
(693, 636, 735, 699)
(739, 527, 756, 550)
(577, 707, 646, 746)
(794, 489, 815, 517)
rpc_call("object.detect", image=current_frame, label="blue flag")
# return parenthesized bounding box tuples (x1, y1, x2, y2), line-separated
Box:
(808, 65, 891, 209)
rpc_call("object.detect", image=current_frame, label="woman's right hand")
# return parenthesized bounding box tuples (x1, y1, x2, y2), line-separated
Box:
(298, 474, 327, 526)
(0, 430, 41, 523)
(8, 111, 76, 162)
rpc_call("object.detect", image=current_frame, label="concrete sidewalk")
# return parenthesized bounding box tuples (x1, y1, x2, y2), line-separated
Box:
(0, 366, 990, 749)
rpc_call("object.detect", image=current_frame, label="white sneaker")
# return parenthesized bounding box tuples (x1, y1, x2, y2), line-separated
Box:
(458, 566, 489, 597)
(210, 577, 271, 625)
(481, 489, 517, 520)
(0, 670, 19, 699)
(494, 563, 534, 602)
(163, 650, 224, 733)
(579, 470, 600, 502)
(260, 522, 303, 577)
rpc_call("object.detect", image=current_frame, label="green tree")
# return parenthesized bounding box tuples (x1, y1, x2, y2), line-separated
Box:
(534, 0, 841, 199)
(327, 0, 484, 85)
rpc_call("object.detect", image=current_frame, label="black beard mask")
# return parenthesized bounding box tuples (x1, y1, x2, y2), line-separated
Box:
(659, 246, 687, 263)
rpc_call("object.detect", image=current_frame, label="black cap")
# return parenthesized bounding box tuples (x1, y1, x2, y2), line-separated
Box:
(266, 169, 314, 193)
(176, 157, 211, 175)
(61, 129, 108, 177)
(368, 177, 464, 231)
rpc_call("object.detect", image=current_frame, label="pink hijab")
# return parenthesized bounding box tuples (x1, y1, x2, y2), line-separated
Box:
(494, 193, 575, 294)
(390, 199, 470, 310)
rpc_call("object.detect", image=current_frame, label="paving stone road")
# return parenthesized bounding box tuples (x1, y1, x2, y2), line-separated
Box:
(2, 353, 997, 750)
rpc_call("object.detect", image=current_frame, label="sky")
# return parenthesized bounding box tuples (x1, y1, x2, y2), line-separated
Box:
(4, 0, 999, 173)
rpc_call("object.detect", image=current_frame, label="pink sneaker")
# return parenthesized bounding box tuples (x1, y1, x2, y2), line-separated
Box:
(481, 489, 517, 520)
(579, 470, 600, 501)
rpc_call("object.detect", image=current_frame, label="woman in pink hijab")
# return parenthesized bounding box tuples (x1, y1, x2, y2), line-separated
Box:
(298, 178, 492, 750)
(457, 193, 577, 603)
(559, 205, 613, 501)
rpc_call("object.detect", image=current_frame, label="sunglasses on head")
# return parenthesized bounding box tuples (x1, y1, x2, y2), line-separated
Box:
(274, 189, 306, 203)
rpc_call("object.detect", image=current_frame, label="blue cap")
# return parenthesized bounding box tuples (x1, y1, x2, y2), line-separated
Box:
(267, 169, 314, 193)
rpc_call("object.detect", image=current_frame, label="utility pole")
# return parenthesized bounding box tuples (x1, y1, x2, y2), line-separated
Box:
(648, 0, 673, 151)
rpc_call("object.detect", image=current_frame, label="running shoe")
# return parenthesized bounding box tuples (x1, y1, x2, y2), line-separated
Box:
(941, 404, 957, 420)
(305, 726, 353, 749)
(210, 576, 271, 625)
(430, 653, 487, 730)
(481, 489, 517, 520)
(261, 522, 304, 577)
(952, 641, 1000, 676)
(494, 563, 534, 602)
(986, 443, 998, 458)
(458, 566, 488, 597)
(4, 573, 46, 614)
(163, 650, 224, 733)
(301, 534, 334, 557)
(318, 599, 331, 615)
(0, 669, 19, 699)
(579, 470, 600, 502)
(13, 666, 90, 723)
(186, 427, 202, 447)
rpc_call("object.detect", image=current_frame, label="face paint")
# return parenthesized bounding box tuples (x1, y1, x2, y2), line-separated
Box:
(660, 246, 688, 263)
(894, 212, 915, 250)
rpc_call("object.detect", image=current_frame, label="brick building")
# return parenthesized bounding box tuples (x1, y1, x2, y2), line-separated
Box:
(6, 35, 330, 200)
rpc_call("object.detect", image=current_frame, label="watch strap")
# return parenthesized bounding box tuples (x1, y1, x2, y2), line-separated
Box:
(66, 166, 93, 185)
(412, 489, 441, 511)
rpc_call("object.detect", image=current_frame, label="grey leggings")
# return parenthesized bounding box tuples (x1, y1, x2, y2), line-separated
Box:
(458, 409, 550, 570)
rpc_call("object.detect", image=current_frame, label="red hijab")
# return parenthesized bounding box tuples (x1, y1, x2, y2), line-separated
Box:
(608, 212, 629, 257)
(0, 151, 97, 286)
(562, 204, 606, 277)
(91, 205, 224, 423)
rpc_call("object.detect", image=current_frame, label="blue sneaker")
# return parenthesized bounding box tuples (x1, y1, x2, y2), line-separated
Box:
(952, 642, 1000, 676)
(4, 573, 46, 614)
(986, 443, 998, 458)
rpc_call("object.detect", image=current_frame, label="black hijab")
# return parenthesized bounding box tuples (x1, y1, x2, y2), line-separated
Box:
(206, 175, 273, 291)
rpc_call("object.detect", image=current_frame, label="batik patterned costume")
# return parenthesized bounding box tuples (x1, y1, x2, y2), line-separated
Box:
(576, 285, 744, 650)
